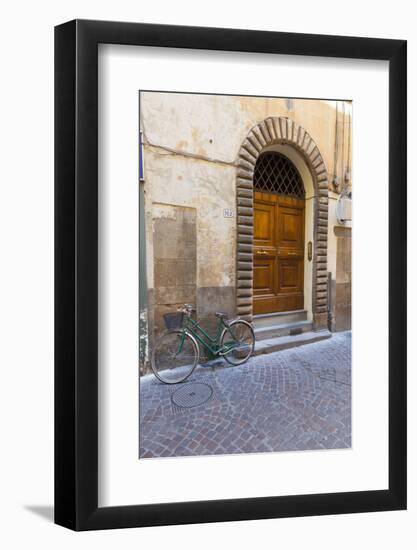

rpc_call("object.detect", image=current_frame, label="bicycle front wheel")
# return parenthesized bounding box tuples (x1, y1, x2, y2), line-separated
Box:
(151, 329, 199, 384)
(221, 320, 255, 366)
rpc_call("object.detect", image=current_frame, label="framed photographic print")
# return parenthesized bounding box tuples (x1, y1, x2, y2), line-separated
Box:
(55, 20, 406, 530)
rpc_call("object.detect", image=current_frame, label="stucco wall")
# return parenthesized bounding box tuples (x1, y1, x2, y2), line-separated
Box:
(140, 92, 352, 350)
(141, 94, 351, 184)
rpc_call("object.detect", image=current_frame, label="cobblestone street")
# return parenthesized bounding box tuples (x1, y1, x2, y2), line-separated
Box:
(139, 332, 351, 458)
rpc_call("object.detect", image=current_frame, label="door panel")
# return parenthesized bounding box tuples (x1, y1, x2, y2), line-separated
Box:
(280, 211, 303, 244)
(282, 213, 298, 242)
(253, 192, 305, 314)
(254, 198, 276, 248)
(253, 258, 276, 296)
(279, 260, 300, 290)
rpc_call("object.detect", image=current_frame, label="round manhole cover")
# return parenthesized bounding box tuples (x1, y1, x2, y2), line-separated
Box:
(171, 382, 213, 408)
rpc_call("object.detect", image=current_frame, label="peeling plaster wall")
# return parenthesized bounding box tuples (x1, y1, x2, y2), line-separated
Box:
(140, 92, 352, 346)
(141, 93, 351, 185)
(142, 144, 237, 343)
(143, 150, 236, 293)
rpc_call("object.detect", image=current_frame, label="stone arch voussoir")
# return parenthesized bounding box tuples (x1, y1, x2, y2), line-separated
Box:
(236, 116, 329, 330)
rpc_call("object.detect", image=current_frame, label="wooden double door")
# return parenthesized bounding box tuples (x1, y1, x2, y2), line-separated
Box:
(253, 191, 305, 315)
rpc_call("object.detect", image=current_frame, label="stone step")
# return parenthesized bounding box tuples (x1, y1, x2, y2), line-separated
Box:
(254, 320, 313, 341)
(254, 330, 332, 355)
(253, 309, 307, 329)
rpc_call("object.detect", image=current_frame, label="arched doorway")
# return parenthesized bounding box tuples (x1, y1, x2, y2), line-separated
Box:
(253, 152, 305, 315)
(236, 116, 329, 331)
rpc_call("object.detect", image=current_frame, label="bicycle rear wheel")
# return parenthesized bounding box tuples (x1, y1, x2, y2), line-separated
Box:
(151, 329, 199, 384)
(221, 319, 255, 366)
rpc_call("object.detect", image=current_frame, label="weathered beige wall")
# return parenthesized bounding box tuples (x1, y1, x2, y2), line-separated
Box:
(141, 108, 237, 338)
(143, 149, 236, 291)
(141, 93, 352, 187)
(140, 92, 352, 342)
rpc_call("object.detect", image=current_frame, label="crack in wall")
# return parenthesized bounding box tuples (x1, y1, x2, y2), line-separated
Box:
(140, 123, 238, 168)
(143, 142, 238, 168)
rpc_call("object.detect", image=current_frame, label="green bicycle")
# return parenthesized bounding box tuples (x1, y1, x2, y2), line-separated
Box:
(151, 304, 255, 384)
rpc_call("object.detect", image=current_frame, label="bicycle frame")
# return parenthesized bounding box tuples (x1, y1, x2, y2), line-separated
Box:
(180, 315, 240, 360)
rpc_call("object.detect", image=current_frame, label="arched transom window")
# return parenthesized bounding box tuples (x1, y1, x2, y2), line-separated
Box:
(253, 152, 305, 199)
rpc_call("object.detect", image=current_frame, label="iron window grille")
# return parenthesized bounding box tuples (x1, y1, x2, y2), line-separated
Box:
(253, 152, 305, 198)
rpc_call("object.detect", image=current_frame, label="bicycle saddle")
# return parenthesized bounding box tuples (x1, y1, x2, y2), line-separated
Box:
(215, 311, 228, 319)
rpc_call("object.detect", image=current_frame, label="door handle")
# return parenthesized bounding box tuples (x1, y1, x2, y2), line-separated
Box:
(256, 250, 268, 255)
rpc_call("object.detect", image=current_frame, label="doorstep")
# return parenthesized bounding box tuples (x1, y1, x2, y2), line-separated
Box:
(253, 330, 332, 355)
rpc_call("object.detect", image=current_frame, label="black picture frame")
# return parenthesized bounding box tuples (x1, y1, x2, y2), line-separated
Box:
(55, 19, 407, 531)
